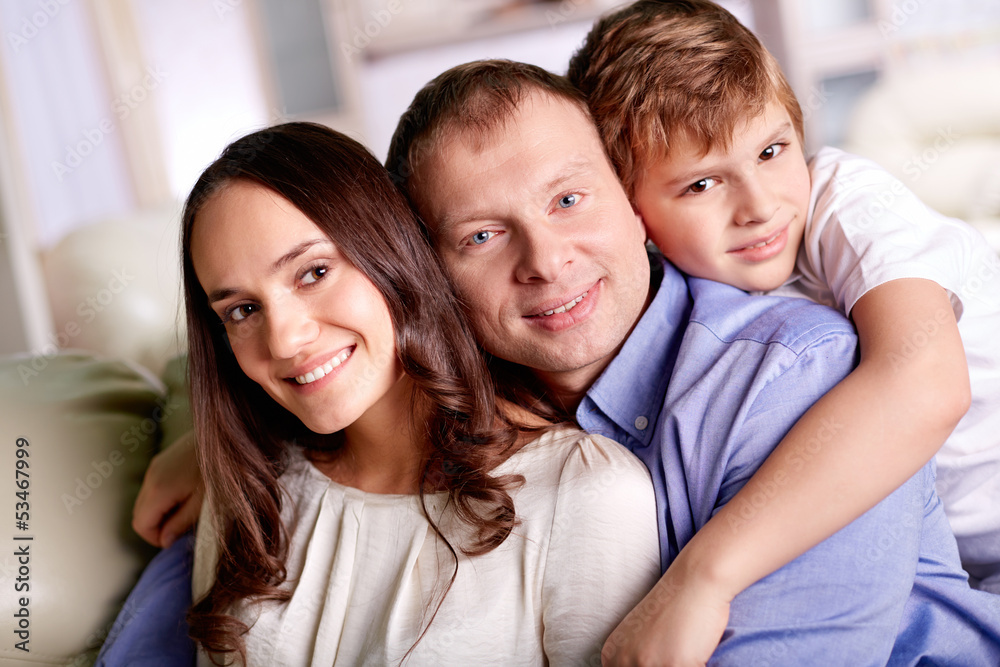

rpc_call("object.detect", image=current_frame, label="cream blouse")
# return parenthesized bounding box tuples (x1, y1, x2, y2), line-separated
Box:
(193, 428, 660, 666)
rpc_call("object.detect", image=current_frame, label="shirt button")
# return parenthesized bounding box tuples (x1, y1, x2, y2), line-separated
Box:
(634, 416, 649, 430)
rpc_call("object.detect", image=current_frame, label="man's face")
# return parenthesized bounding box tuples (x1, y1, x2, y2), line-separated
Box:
(413, 90, 650, 393)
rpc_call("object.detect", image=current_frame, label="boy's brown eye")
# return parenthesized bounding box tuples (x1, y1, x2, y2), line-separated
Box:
(690, 180, 709, 193)
(760, 144, 783, 161)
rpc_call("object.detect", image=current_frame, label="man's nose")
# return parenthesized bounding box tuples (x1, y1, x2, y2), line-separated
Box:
(513, 220, 572, 283)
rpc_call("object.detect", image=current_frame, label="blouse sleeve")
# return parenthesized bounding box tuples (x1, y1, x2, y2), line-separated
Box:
(191, 498, 221, 667)
(540, 433, 661, 666)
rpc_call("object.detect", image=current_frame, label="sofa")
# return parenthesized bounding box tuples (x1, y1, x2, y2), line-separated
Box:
(0, 205, 191, 666)
(0, 352, 191, 666)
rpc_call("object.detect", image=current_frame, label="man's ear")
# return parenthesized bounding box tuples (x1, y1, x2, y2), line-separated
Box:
(632, 207, 648, 243)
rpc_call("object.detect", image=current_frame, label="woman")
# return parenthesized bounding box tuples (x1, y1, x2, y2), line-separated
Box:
(104, 122, 659, 666)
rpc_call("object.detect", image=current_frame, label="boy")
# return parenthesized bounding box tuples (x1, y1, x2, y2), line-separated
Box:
(569, 0, 1000, 662)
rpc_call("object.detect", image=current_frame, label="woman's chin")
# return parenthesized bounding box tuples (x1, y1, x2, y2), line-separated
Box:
(298, 417, 345, 436)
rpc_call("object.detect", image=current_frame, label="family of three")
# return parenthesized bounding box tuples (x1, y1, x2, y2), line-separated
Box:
(99, 1, 1000, 665)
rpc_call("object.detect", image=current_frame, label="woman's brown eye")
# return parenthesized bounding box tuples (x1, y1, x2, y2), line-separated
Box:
(303, 267, 326, 285)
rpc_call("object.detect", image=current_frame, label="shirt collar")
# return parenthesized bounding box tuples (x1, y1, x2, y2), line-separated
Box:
(578, 252, 692, 447)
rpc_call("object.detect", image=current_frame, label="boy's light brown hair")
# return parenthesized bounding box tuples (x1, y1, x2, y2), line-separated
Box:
(568, 0, 804, 197)
(386, 59, 592, 211)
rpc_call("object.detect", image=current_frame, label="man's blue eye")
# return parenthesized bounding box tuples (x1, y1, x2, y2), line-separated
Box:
(471, 231, 492, 245)
(558, 194, 579, 209)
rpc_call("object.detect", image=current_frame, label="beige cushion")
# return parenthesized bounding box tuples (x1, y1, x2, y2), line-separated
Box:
(41, 206, 186, 378)
(0, 352, 164, 665)
(842, 63, 1000, 252)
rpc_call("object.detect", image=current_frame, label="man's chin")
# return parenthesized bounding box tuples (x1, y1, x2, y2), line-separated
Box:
(525, 343, 618, 381)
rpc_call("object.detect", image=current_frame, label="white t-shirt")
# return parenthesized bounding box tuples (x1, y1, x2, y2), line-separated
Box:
(192, 428, 660, 666)
(764, 146, 1000, 587)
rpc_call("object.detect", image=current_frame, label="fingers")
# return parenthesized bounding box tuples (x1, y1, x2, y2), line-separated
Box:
(160, 488, 205, 548)
(132, 468, 174, 548)
(131, 430, 200, 548)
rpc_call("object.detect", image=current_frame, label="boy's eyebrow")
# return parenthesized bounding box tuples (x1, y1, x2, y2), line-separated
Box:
(656, 121, 797, 190)
(761, 121, 794, 148)
(657, 160, 713, 190)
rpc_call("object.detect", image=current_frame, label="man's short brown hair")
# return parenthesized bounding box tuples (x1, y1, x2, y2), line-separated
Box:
(386, 59, 592, 211)
(568, 0, 804, 197)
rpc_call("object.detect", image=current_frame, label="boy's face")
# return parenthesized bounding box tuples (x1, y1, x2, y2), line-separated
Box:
(634, 100, 811, 292)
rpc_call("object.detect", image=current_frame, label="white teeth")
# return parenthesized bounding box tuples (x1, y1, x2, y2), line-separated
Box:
(541, 293, 587, 317)
(294, 348, 353, 385)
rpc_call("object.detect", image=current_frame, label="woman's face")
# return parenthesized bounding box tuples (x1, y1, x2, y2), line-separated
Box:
(190, 180, 404, 435)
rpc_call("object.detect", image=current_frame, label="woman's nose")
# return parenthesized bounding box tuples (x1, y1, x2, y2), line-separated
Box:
(265, 300, 319, 359)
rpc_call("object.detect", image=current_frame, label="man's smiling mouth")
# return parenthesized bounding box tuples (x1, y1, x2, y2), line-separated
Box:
(539, 293, 588, 317)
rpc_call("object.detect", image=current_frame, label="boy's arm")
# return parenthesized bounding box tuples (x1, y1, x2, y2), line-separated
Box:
(132, 429, 204, 548)
(604, 277, 969, 666)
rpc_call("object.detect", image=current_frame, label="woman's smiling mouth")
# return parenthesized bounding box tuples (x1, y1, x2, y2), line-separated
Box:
(294, 347, 354, 385)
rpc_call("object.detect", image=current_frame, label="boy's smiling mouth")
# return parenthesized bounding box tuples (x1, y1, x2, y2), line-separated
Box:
(731, 226, 785, 253)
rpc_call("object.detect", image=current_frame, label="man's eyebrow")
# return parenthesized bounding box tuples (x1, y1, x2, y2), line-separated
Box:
(433, 156, 597, 234)
(541, 156, 594, 193)
(207, 238, 330, 303)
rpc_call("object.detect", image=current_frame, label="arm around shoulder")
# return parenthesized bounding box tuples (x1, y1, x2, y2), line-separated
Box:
(711, 324, 932, 665)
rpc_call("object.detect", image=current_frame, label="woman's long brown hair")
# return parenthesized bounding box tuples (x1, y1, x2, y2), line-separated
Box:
(182, 122, 543, 661)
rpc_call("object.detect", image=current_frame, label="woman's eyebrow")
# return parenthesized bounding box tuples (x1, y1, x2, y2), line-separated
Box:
(207, 238, 331, 304)
(268, 238, 331, 275)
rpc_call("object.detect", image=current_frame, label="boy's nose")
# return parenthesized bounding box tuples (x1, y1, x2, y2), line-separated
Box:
(734, 178, 779, 226)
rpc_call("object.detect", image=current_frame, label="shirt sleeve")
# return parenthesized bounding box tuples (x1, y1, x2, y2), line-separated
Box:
(710, 332, 925, 665)
(95, 532, 197, 666)
(540, 434, 661, 667)
(803, 148, 985, 318)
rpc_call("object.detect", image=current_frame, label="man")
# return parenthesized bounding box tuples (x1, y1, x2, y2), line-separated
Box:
(385, 59, 1000, 665)
(122, 60, 1000, 665)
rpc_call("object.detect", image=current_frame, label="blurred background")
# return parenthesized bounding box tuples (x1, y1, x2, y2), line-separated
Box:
(0, 0, 999, 373)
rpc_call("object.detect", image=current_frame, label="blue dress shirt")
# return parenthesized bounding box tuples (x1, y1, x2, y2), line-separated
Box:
(577, 254, 1000, 665)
